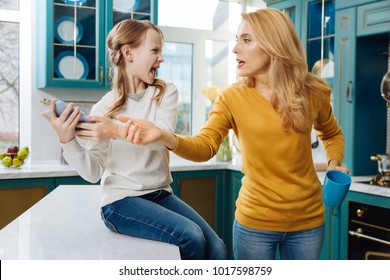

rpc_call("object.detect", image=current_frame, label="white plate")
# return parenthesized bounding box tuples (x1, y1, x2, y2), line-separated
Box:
(54, 16, 83, 44)
(113, 0, 139, 13)
(54, 51, 89, 80)
(62, 0, 87, 5)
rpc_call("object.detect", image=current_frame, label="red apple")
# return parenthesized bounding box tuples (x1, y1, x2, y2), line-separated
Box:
(7, 145, 19, 154)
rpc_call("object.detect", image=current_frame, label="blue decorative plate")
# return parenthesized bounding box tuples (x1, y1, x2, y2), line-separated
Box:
(54, 51, 89, 80)
(113, 0, 140, 13)
(54, 16, 83, 44)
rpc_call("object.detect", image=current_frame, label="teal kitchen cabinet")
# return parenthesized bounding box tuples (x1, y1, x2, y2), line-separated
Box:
(0, 178, 55, 229)
(226, 170, 244, 259)
(265, 0, 336, 90)
(264, 0, 304, 41)
(0, 176, 96, 229)
(171, 170, 228, 252)
(336, 0, 386, 10)
(334, 0, 390, 175)
(55, 176, 99, 186)
(357, 0, 390, 36)
(36, 0, 155, 89)
(323, 204, 343, 259)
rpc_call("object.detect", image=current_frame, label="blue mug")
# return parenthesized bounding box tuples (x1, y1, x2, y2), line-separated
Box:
(322, 170, 351, 208)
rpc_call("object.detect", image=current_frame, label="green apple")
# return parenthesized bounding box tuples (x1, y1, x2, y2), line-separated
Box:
(12, 157, 22, 167)
(2, 156, 13, 167)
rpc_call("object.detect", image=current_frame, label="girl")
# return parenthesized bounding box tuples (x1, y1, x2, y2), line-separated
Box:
(42, 19, 226, 260)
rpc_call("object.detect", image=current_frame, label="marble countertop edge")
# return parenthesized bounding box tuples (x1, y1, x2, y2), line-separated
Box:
(1, 157, 389, 198)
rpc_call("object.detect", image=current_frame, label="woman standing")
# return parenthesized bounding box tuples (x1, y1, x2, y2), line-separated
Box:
(103, 9, 349, 260)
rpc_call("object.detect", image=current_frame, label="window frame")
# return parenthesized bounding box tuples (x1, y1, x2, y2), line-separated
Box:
(0, 0, 31, 149)
(158, 26, 235, 135)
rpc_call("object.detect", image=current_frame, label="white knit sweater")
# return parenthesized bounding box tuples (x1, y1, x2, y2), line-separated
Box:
(60, 83, 179, 206)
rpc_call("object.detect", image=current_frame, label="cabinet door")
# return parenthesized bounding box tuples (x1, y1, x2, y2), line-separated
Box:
(36, 0, 155, 89)
(226, 170, 243, 259)
(36, 0, 106, 88)
(0, 178, 55, 229)
(334, 7, 356, 173)
(171, 170, 226, 241)
(265, 0, 304, 41)
(104, 0, 155, 86)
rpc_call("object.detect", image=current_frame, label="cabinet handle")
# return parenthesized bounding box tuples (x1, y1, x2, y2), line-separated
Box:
(107, 67, 113, 85)
(346, 81, 353, 103)
(348, 230, 390, 246)
(99, 66, 104, 85)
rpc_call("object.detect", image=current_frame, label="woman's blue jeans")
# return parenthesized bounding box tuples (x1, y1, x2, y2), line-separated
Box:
(233, 219, 324, 260)
(100, 190, 226, 260)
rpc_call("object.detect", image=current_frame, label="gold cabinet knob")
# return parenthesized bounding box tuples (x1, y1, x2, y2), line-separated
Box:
(356, 209, 364, 218)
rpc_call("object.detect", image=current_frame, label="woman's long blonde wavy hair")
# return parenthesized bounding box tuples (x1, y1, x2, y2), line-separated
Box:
(105, 19, 166, 119)
(239, 8, 331, 133)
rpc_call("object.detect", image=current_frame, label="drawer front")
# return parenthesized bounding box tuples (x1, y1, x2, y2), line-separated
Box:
(357, 1, 390, 36)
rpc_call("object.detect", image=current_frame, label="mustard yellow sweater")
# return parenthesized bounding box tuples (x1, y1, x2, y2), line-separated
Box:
(173, 84, 344, 232)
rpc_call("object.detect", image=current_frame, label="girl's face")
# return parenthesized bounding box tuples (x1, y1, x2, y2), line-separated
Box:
(233, 20, 271, 79)
(130, 28, 164, 85)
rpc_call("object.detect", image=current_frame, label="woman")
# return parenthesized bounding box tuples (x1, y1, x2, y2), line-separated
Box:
(105, 9, 349, 260)
(42, 19, 226, 260)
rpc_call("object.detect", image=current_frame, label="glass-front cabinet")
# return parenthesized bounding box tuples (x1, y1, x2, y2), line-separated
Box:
(265, 0, 335, 83)
(36, 0, 155, 89)
(306, 0, 335, 83)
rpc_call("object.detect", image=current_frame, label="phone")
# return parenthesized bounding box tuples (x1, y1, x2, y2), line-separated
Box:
(45, 100, 91, 123)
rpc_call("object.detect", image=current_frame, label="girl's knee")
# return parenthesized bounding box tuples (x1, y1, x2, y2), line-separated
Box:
(209, 238, 227, 260)
(179, 224, 206, 260)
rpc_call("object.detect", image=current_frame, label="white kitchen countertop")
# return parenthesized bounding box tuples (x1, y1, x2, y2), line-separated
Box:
(0, 155, 242, 179)
(1, 155, 390, 198)
(0, 184, 181, 260)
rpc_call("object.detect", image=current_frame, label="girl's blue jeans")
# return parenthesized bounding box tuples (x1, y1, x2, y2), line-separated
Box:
(100, 190, 227, 260)
(233, 219, 324, 260)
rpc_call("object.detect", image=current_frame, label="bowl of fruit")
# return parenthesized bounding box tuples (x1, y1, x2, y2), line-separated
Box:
(0, 145, 29, 168)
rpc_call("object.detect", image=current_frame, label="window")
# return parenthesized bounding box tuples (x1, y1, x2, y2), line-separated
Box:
(158, 0, 267, 135)
(157, 0, 242, 135)
(0, 0, 20, 151)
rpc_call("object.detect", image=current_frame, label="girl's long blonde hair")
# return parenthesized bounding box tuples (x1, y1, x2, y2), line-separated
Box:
(239, 8, 330, 133)
(105, 19, 166, 119)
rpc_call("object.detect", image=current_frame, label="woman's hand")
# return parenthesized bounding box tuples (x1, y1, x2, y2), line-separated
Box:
(104, 116, 177, 149)
(104, 116, 162, 145)
(75, 116, 119, 141)
(327, 159, 350, 175)
(41, 100, 81, 143)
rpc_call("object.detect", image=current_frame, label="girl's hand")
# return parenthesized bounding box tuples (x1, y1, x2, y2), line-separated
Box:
(75, 116, 119, 141)
(327, 159, 350, 175)
(41, 100, 81, 143)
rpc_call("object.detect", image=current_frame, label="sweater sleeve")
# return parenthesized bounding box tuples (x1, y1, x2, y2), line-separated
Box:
(173, 90, 232, 161)
(144, 82, 179, 151)
(60, 138, 109, 183)
(313, 92, 345, 165)
(60, 97, 111, 183)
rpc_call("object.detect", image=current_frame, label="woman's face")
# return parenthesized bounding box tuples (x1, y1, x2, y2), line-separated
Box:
(233, 20, 271, 79)
(130, 28, 164, 85)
